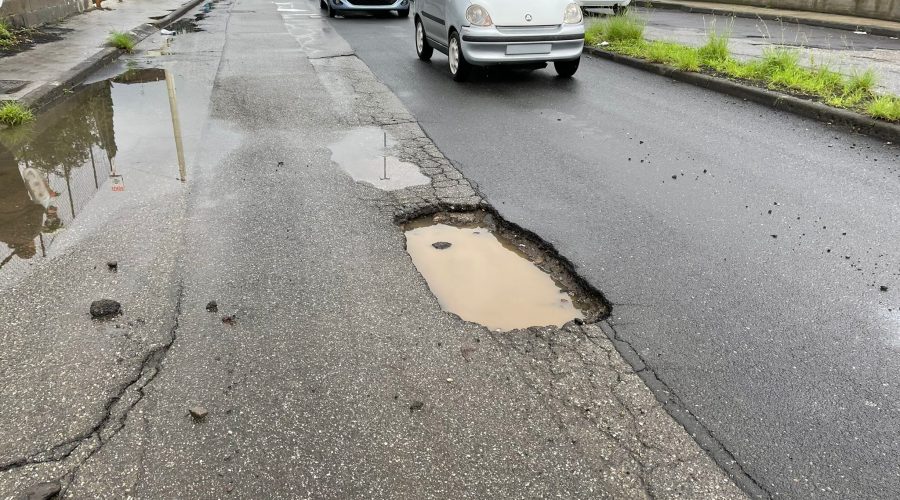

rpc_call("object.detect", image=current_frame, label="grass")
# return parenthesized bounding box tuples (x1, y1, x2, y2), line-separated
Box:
(585, 13, 900, 122)
(866, 96, 900, 121)
(0, 101, 34, 127)
(107, 31, 135, 52)
(0, 20, 24, 49)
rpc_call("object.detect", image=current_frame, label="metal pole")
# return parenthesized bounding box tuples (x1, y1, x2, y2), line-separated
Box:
(165, 69, 187, 182)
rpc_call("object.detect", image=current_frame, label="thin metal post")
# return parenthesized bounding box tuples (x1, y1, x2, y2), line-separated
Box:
(165, 69, 187, 182)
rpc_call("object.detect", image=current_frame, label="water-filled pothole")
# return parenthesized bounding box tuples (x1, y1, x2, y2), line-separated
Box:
(404, 211, 606, 332)
(329, 127, 430, 190)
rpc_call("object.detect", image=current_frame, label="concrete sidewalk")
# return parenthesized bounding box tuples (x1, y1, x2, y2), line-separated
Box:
(635, 0, 900, 38)
(0, 0, 203, 108)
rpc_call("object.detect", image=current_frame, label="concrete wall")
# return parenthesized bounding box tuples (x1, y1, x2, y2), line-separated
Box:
(0, 0, 92, 27)
(690, 0, 899, 22)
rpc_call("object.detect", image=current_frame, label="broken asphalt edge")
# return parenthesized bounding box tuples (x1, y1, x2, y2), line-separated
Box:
(631, 1, 900, 38)
(584, 46, 900, 143)
(14, 0, 209, 112)
(597, 320, 772, 499)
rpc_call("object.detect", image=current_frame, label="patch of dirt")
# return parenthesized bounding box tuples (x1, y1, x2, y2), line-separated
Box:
(0, 25, 70, 58)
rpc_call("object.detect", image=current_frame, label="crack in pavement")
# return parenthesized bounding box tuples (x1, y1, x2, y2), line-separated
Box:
(597, 321, 773, 499)
(0, 286, 185, 494)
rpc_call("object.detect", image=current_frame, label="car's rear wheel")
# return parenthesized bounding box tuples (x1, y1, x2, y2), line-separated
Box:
(415, 19, 433, 61)
(613, 5, 628, 15)
(320, 0, 325, 8)
(448, 31, 471, 81)
(555, 58, 580, 77)
(397, 8, 410, 17)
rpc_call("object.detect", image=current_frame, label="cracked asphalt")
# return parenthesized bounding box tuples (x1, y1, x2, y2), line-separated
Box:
(0, 0, 745, 498)
(328, 6, 900, 500)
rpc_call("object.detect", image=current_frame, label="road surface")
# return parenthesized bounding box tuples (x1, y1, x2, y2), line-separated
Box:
(328, 7, 900, 499)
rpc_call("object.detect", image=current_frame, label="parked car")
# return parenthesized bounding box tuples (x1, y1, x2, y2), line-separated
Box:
(578, 0, 631, 16)
(320, 0, 411, 18)
(413, 0, 585, 81)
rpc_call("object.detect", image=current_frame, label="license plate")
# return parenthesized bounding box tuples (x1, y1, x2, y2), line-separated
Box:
(506, 44, 552, 55)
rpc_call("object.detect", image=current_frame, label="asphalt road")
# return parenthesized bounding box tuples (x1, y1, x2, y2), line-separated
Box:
(328, 9, 900, 499)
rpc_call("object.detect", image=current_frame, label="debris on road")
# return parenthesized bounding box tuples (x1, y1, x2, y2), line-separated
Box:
(409, 400, 425, 411)
(107, 261, 118, 271)
(881, 285, 889, 292)
(206, 300, 219, 312)
(90, 299, 122, 319)
(190, 406, 209, 420)
(21, 481, 61, 500)
(221, 314, 237, 325)
(431, 241, 452, 250)
(460, 345, 476, 362)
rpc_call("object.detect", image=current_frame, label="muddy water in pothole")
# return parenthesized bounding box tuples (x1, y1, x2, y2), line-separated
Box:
(329, 127, 430, 190)
(0, 67, 189, 282)
(405, 220, 585, 331)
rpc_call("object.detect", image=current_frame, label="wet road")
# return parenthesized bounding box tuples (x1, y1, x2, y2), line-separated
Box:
(329, 9, 900, 499)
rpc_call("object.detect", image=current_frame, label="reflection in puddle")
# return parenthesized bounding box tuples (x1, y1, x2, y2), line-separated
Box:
(329, 127, 430, 190)
(405, 221, 585, 331)
(0, 68, 187, 279)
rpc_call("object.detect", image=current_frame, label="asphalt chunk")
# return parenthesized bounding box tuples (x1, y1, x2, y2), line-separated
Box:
(90, 299, 122, 319)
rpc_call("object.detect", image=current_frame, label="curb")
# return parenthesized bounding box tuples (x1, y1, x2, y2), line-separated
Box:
(584, 46, 900, 143)
(632, 1, 900, 39)
(16, 0, 208, 111)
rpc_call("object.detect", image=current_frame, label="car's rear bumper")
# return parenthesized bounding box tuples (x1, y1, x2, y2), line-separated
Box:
(460, 24, 584, 65)
(330, 0, 409, 11)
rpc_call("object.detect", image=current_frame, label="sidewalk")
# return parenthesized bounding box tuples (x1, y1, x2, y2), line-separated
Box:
(635, 0, 900, 38)
(0, 0, 202, 108)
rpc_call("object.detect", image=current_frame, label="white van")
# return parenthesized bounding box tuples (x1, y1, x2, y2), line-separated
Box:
(413, 0, 585, 81)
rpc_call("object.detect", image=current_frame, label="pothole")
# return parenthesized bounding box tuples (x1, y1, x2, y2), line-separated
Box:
(404, 211, 607, 332)
(328, 127, 430, 190)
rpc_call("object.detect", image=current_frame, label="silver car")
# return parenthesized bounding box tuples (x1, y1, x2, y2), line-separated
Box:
(413, 0, 585, 81)
(321, 0, 411, 18)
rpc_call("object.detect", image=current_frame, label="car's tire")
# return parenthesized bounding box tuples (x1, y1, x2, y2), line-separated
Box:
(397, 8, 410, 17)
(613, 5, 628, 15)
(448, 31, 471, 81)
(555, 58, 580, 77)
(320, 0, 325, 9)
(415, 18, 433, 61)
(328, 5, 336, 17)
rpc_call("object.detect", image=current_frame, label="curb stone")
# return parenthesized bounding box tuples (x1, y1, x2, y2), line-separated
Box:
(631, 1, 900, 38)
(16, 0, 209, 111)
(584, 46, 900, 143)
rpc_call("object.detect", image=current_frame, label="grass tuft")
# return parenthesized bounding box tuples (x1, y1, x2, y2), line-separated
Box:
(586, 12, 900, 122)
(107, 31, 135, 52)
(866, 96, 900, 122)
(586, 14, 645, 45)
(0, 101, 34, 127)
(698, 32, 729, 65)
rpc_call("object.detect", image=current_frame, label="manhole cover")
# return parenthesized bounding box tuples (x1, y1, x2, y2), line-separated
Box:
(0, 80, 30, 94)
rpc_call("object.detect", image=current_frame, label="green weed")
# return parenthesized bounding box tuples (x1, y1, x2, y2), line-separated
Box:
(586, 14, 645, 45)
(107, 31, 135, 52)
(866, 96, 900, 122)
(0, 102, 34, 127)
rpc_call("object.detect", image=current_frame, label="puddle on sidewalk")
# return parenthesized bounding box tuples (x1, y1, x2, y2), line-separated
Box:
(161, 0, 225, 34)
(329, 127, 430, 190)
(0, 67, 190, 283)
(404, 212, 604, 332)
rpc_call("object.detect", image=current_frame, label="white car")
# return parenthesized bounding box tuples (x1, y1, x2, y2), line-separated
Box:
(579, 0, 631, 15)
(413, 0, 585, 81)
